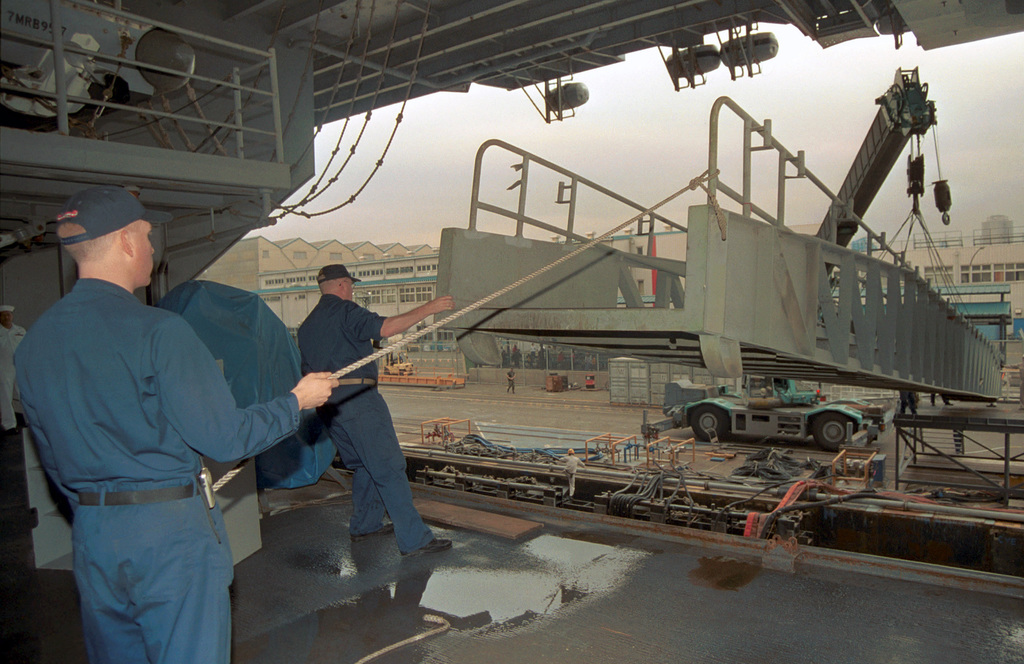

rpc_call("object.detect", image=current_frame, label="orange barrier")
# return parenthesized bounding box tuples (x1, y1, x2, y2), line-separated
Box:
(421, 417, 472, 446)
(644, 436, 696, 468)
(379, 371, 466, 388)
(584, 433, 640, 465)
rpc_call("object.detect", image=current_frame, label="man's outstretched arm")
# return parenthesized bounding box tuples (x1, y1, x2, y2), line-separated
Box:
(380, 295, 455, 338)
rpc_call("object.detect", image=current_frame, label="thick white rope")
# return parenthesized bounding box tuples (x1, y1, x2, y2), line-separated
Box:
(215, 169, 723, 493)
(354, 614, 450, 664)
(212, 466, 243, 492)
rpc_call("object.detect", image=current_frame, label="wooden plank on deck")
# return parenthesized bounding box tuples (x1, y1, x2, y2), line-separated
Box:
(413, 498, 543, 540)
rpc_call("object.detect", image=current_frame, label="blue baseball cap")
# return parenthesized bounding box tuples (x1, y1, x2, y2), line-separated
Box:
(57, 186, 172, 245)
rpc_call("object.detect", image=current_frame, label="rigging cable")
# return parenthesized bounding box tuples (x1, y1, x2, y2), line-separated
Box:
(282, 0, 382, 209)
(277, 0, 436, 219)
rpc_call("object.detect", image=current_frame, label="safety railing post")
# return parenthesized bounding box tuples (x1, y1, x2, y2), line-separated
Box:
(232, 67, 244, 159)
(516, 158, 530, 237)
(268, 48, 284, 163)
(742, 117, 752, 216)
(49, 0, 70, 135)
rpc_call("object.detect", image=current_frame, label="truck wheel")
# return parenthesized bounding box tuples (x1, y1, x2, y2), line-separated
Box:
(690, 405, 728, 442)
(812, 413, 854, 451)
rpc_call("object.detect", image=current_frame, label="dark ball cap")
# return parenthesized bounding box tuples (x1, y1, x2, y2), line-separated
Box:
(317, 264, 361, 284)
(57, 186, 172, 245)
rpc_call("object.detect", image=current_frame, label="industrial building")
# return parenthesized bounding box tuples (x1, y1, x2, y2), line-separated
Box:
(200, 236, 441, 336)
(901, 217, 1024, 344)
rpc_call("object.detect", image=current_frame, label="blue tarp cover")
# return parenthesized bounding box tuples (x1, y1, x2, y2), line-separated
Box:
(158, 280, 334, 489)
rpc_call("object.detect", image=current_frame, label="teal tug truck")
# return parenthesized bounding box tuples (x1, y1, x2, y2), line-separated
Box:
(645, 376, 893, 452)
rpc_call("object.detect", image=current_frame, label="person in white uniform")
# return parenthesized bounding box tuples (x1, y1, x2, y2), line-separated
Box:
(563, 448, 585, 498)
(0, 304, 27, 433)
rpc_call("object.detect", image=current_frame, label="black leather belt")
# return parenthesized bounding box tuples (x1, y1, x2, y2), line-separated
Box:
(78, 484, 196, 506)
(336, 378, 377, 386)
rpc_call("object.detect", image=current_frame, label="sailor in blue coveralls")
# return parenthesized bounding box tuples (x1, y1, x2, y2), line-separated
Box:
(298, 264, 456, 556)
(14, 186, 337, 664)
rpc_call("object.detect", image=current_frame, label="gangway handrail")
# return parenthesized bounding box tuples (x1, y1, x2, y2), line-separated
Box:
(469, 138, 684, 239)
(707, 96, 907, 270)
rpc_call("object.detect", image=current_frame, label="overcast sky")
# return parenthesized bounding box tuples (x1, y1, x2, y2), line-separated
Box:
(258, 25, 1024, 255)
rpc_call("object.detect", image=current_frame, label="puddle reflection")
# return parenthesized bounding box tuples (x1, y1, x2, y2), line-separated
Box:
(239, 534, 650, 663)
(688, 556, 761, 591)
(420, 534, 648, 624)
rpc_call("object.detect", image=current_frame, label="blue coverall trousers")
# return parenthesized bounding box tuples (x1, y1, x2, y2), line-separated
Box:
(72, 494, 234, 664)
(319, 389, 434, 554)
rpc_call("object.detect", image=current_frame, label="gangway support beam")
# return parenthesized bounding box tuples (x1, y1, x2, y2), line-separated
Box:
(437, 205, 1002, 400)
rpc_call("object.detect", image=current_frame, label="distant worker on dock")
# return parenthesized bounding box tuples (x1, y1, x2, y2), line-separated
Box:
(899, 390, 918, 415)
(298, 264, 456, 556)
(563, 448, 585, 498)
(507, 367, 516, 394)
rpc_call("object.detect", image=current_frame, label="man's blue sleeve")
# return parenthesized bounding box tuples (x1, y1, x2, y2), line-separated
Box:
(344, 303, 385, 342)
(152, 317, 300, 462)
(20, 398, 80, 506)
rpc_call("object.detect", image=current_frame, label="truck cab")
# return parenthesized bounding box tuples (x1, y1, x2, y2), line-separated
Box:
(661, 375, 889, 451)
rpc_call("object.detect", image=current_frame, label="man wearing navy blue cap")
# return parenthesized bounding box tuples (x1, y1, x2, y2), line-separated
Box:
(299, 263, 456, 556)
(15, 185, 338, 664)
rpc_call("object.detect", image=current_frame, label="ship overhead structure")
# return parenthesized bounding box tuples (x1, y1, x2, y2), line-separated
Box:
(436, 95, 1003, 401)
(2, 1, 1024, 296)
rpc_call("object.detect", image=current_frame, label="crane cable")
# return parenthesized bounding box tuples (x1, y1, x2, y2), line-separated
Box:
(213, 168, 723, 493)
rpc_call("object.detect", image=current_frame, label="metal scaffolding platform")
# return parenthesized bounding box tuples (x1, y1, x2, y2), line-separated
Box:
(894, 411, 1024, 505)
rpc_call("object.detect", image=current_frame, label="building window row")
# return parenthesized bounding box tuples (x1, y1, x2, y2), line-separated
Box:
(416, 264, 437, 272)
(924, 266, 953, 283)
(400, 285, 434, 303)
(386, 266, 415, 275)
(356, 287, 397, 305)
(961, 263, 1024, 284)
(356, 268, 384, 278)
(264, 274, 318, 286)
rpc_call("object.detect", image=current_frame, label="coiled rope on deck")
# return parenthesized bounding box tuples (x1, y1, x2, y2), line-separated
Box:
(213, 169, 723, 492)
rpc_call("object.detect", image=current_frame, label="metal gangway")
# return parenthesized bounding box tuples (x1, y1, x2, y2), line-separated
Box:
(436, 97, 1002, 401)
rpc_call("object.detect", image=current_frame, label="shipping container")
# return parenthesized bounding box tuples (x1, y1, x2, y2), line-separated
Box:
(610, 358, 734, 406)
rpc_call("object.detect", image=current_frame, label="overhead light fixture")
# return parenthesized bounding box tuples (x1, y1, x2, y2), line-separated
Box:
(135, 28, 196, 93)
(720, 31, 778, 79)
(663, 44, 720, 90)
(523, 76, 589, 123)
(543, 78, 588, 123)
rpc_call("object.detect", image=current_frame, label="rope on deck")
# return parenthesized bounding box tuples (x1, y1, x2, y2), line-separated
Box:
(354, 614, 451, 663)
